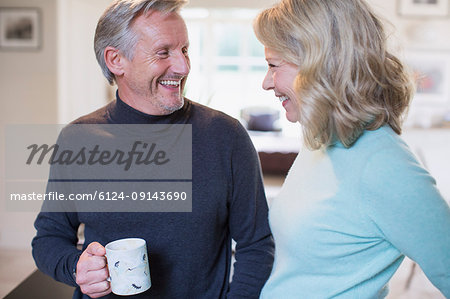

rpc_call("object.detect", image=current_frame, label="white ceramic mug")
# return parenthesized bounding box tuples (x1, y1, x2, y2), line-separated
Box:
(105, 238, 151, 296)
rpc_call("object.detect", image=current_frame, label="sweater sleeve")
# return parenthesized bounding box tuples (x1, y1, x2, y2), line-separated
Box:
(31, 128, 82, 287)
(32, 210, 81, 287)
(360, 146, 450, 297)
(227, 123, 275, 299)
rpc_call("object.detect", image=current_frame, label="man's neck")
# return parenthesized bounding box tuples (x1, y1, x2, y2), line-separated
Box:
(116, 88, 165, 116)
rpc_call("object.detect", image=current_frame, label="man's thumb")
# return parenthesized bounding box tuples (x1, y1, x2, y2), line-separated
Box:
(86, 242, 106, 256)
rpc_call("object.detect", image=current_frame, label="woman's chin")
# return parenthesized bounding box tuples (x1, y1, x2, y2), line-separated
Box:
(285, 112, 299, 123)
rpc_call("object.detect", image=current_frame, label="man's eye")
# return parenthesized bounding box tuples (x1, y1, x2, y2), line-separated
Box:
(268, 64, 277, 68)
(182, 47, 189, 55)
(157, 51, 169, 57)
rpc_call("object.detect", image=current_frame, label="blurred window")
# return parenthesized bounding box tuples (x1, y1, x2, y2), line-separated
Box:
(182, 8, 299, 135)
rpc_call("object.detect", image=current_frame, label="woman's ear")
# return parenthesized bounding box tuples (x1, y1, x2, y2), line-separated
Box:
(104, 46, 125, 77)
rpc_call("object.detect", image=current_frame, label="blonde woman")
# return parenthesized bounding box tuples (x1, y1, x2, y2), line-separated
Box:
(253, 0, 450, 297)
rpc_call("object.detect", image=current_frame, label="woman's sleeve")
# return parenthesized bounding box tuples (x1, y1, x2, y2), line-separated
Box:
(360, 147, 450, 297)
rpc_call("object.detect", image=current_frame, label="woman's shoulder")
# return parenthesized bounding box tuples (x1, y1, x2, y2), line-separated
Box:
(353, 126, 416, 164)
(357, 126, 437, 203)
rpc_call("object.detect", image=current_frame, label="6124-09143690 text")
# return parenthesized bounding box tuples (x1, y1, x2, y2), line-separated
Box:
(9, 191, 188, 201)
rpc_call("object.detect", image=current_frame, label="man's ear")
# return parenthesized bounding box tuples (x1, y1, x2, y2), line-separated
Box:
(104, 46, 125, 77)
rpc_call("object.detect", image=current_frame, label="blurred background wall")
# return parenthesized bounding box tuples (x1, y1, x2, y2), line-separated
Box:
(1, 0, 58, 249)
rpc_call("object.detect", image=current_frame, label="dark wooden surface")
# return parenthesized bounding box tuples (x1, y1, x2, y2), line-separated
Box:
(4, 269, 74, 299)
(258, 151, 297, 176)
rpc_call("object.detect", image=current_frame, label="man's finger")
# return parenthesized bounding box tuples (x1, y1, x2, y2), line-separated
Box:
(80, 280, 111, 298)
(88, 286, 112, 299)
(86, 256, 107, 272)
(80, 266, 109, 284)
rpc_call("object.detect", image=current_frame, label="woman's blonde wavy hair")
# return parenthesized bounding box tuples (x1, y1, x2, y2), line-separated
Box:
(254, 0, 414, 149)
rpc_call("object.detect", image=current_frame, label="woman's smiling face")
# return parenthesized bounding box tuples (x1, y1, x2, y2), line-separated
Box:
(262, 47, 300, 123)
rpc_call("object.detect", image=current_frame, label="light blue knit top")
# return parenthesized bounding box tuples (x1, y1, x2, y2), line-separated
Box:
(260, 126, 450, 298)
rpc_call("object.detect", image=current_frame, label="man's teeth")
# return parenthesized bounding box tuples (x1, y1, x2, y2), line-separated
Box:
(160, 80, 180, 87)
(278, 96, 288, 102)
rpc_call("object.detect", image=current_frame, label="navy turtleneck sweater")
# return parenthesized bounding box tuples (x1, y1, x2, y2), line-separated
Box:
(32, 95, 274, 299)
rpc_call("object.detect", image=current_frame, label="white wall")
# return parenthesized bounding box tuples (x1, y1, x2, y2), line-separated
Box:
(57, 0, 113, 123)
(0, 0, 58, 249)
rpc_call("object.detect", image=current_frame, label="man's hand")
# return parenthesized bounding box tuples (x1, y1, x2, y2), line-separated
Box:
(76, 242, 111, 298)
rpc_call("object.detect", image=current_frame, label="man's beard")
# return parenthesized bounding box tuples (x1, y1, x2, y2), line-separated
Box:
(158, 96, 184, 114)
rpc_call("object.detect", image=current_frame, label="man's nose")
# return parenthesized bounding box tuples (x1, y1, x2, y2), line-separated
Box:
(262, 72, 273, 91)
(172, 51, 190, 76)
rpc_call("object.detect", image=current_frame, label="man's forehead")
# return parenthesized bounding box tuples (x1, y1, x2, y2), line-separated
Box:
(132, 10, 188, 45)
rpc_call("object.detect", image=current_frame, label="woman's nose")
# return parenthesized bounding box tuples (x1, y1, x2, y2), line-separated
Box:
(262, 72, 273, 91)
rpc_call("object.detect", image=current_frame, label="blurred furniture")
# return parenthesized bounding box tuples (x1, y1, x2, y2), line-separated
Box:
(241, 107, 281, 132)
(249, 131, 300, 176)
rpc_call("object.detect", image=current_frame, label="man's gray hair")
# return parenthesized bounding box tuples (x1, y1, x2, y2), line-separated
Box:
(94, 0, 188, 85)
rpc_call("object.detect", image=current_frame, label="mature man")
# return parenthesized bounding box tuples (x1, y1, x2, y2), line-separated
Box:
(32, 0, 274, 298)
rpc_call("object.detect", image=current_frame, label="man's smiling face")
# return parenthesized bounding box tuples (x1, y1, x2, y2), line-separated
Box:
(119, 10, 190, 115)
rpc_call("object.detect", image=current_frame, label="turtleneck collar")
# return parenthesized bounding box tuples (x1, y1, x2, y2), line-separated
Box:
(107, 90, 190, 124)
